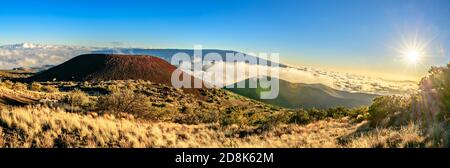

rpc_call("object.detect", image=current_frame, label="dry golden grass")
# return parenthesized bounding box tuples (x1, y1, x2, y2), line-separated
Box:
(0, 83, 65, 102)
(0, 106, 427, 148)
(0, 106, 237, 148)
(0, 80, 434, 148)
(345, 123, 425, 148)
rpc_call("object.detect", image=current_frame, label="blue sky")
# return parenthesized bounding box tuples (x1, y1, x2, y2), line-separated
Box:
(0, 0, 449, 80)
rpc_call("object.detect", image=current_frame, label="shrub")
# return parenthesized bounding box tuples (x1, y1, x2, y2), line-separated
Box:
(348, 107, 369, 122)
(307, 108, 328, 121)
(175, 105, 220, 124)
(145, 105, 178, 121)
(96, 89, 151, 116)
(362, 63, 450, 147)
(289, 107, 367, 125)
(30, 82, 43, 91)
(1, 80, 14, 89)
(254, 111, 291, 131)
(419, 62, 450, 122)
(364, 64, 449, 127)
(12, 82, 28, 91)
(63, 90, 93, 112)
(289, 109, 310, 124)
(219, 106, 249, 127)
(327, 106, 350, 118)
(218, 105, 290, 132)
(367, 96, 411, 127)
(41, 85, 59, 93)
(417, 62, 450, 146)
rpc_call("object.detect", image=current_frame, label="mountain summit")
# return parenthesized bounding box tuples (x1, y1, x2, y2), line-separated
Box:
(28, 54, 176, 83)
(27, 54, 206, 97)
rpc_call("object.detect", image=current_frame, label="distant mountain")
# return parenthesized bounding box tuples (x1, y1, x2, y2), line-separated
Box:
(12, 65, 54, 72)
(226, 77, 379, 109)
(92, 48, 287, 67)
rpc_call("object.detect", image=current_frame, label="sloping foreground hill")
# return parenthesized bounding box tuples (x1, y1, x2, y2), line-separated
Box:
(0, 92, 37, 106)
(0, 87, 38, 106)
(226, 77, 379, 109)
(0, 106, 423, 148)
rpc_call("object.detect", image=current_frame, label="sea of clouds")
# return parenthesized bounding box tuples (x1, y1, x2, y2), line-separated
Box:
(0, 43, 417, 95)
(180, 61, 417, 95)
(0, 43, 93, 69)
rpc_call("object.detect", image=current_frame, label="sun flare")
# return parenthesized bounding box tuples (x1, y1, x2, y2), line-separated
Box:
(405, 50, 420, 63)
(396, 33, 429, 65)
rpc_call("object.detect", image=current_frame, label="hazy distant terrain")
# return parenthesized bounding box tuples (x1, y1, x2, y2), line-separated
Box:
(0, 43, 417, 95)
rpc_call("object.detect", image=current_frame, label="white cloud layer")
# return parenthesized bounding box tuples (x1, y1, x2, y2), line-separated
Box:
(180, 61, 417, 95)
(0, 43, 93, 69)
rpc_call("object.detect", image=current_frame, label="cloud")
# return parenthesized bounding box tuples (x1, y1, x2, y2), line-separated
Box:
(0, 43, 93, 69)
(179, 61, 417, 95)
(279, 67, 334, 86)
(293, 66, 418, 95)
(0, 43, 418, 95)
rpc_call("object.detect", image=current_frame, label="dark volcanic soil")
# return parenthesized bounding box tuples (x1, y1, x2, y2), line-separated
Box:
(29, 54, 177, 82)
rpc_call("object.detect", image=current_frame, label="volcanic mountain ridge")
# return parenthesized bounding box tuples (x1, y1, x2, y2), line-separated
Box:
(27, 54, 206, 96)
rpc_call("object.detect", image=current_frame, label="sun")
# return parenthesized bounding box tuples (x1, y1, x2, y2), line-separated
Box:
(405, 50, 420, 63)
(395, 32, 429, 65)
